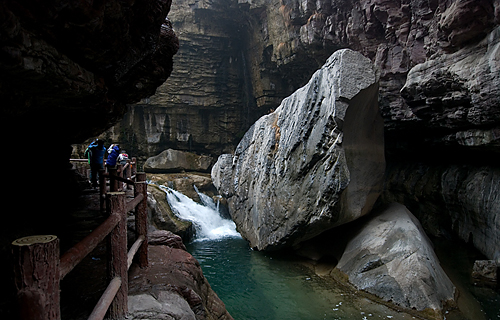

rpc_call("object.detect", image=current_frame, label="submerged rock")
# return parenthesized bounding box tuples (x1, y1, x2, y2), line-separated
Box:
(336, 203, 456, 319)
(212, 49, 385, 250)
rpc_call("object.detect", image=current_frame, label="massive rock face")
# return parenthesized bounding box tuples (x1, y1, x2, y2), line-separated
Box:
(107, 0, 500, 163)
(212, 49, 385, 250)
(144, 149, 214, 173)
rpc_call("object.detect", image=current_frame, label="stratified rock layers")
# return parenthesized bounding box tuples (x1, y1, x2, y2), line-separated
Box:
(212, 49, 385, 250)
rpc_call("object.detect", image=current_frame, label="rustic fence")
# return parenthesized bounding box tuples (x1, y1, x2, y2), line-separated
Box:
(11, 162, 148, 320)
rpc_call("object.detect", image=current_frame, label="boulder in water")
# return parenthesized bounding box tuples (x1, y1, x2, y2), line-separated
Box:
(336, 203, 456, 318)
(212, 49, 385, 250)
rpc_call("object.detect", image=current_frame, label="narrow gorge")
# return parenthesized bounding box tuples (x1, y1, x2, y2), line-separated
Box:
(1, 0, 499, 319)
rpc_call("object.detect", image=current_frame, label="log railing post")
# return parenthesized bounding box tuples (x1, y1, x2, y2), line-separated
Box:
(134, 172, 148, 268)
(12, 235, 61, 320)
(106, 192, 128, 319)
(109, 167, 119, 192)
(99, 169, 106, 213)
(125, 160, 132, 190)
(131, 157, 137, 179)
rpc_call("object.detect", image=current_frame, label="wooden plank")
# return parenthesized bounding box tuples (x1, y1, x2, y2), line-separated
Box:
(134, 173, 148, 268)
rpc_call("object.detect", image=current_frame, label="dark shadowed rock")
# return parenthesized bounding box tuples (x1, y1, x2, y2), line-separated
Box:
(212, 49, 385, 251)
(382, 163, 500, 261)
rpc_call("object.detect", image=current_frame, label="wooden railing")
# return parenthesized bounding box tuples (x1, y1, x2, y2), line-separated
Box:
(11, 169, 148, 320)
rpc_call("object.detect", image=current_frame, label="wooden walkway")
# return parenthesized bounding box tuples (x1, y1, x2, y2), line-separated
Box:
(11, 159, 149, 320)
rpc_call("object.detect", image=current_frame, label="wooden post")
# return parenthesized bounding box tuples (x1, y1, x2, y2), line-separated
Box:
(134, 172, 148, 268)
(109, 167, 119, 192)
(12, 235, 61, 320)
(117, 164, 123, 178)
(131, 157, 137, 179)
(125, 160, 132, 190)
(99, 169, 106, 213)
(106, 192, 128, 319)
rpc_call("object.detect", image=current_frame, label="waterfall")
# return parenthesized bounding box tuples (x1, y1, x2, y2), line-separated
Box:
(159, 185, 241, 241)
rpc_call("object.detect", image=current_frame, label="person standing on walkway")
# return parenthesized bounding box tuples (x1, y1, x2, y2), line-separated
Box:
(106, 144, 120, 169)
(84, 139, 106, 188)
(118, 150, 129, 177)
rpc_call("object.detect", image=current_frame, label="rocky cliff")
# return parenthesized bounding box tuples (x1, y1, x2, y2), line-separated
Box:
(109, 0, 500, 261)
(109, 0, 499, 163)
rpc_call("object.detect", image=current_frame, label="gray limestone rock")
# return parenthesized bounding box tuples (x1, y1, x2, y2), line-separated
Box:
(128, 292, 196, 320)
(144, 149, 214, 173)
(212, 49, 385, 250)
(337, 203, 456, 317)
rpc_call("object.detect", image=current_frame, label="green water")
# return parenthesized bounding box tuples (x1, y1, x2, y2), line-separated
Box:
(187, 237, 417, 320)
(173, 187, 499, 320)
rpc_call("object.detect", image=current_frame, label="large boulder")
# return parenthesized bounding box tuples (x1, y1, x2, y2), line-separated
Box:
(144, 149, 214, 173)
(212, 49, 385, 250)
(336, 203, 456, 319)
(128, 244, 233, 320)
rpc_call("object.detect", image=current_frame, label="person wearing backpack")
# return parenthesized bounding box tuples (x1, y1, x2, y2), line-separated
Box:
(118, 150, 129, 177)
(106, 144, 121, 169)
(84, 139, 106, 188)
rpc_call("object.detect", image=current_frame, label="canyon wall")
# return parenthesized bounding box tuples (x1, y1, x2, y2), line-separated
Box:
(111, 0, 500, 163)
(110, 0, 500, 261)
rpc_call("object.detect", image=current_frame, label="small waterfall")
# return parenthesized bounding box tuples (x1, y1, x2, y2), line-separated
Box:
(193, 185, 218, 211)
(160, 185, 241, 241)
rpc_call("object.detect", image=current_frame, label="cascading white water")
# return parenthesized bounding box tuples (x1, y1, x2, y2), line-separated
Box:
(159, 185, 241, 241)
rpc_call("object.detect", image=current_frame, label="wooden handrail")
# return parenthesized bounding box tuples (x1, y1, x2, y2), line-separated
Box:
(102, 172, 135, 185)
(60, 212, 121, 279)
(12, 167, 149, 320)
(88, 277, 122, 320)
(125, 193, 144, 213)
(127, 235, 145, 270)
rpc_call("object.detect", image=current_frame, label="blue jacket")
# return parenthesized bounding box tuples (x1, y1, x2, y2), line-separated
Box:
(106, 145, 120, 166)
(85, 141, 106, 165)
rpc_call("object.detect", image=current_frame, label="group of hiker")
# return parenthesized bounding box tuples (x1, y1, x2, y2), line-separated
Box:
(84, 139, 130, 188)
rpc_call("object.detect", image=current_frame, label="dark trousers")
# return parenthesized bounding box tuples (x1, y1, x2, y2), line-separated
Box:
(90, 162, 104, 187)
